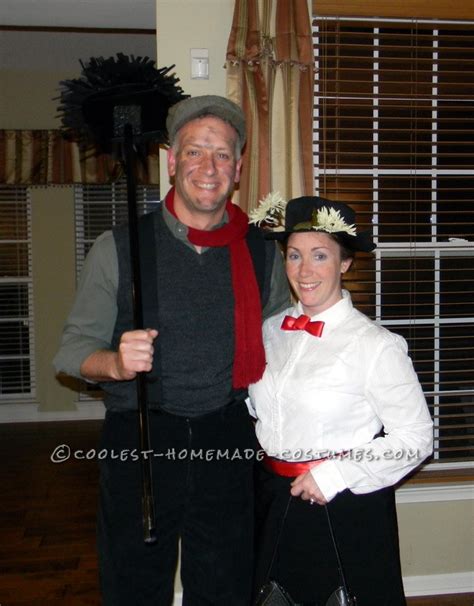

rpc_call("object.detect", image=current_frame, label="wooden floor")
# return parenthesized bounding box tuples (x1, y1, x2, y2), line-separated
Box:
(0, 421, 101, 606)
(0, 421, 472, 606)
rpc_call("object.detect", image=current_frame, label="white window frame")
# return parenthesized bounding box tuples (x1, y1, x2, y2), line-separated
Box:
(313, 16, 474, 469)
(0, 186, 36, 402)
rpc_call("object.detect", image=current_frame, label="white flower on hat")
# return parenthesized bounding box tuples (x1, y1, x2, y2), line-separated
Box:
(248, 191, 287, 231)
(312, 207, 357, 236)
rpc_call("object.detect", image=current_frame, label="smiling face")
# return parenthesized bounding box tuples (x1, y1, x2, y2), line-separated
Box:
(167, 115, 242, 229)
(285, 231, 353, 316)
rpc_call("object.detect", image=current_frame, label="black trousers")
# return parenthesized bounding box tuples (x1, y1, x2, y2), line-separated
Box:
(254, 465, 406, 606)
(97, 402, 257, 606)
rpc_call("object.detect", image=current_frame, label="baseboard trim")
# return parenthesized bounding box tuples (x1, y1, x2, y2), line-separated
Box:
(171, 572, 473, 603)
(396, 483, 473, 503)
(402, 571, 474, 596)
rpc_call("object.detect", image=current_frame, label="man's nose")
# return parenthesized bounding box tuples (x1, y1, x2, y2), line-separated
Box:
(201, 154, 217, 174)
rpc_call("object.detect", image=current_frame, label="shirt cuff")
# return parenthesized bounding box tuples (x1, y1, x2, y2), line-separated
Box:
(245, 396, 257, 419)
(53, 337, 112, 380)
(310, 459, 347, 502)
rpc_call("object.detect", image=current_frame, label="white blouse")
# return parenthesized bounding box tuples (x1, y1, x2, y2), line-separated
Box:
(248, 291, 433, 502)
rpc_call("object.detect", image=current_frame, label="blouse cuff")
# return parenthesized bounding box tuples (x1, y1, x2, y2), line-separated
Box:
(310, 459, 347, 502)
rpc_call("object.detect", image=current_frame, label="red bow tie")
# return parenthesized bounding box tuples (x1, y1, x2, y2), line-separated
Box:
(281, 314, 325, 337)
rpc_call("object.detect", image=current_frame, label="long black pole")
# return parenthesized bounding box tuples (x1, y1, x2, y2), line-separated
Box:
(123, 122, 157, 544)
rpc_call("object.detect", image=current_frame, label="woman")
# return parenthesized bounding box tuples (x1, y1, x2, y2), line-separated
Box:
(249, 196, 433, 605)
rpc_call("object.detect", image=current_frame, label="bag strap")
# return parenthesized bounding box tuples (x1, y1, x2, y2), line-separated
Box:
(261, 496, 356, 604)
(324, 505, 356, 605)
(262, 494, 293, 584)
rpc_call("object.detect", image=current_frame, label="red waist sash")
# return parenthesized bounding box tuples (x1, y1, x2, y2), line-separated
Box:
(262, 454, 328, 477)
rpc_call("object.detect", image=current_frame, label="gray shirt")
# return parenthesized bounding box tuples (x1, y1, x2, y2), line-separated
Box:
(53, 200, 290, 378)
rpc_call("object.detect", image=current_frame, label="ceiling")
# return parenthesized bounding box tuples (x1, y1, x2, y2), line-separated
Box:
(1, 0, 155, 30)
(0, 1, 157, 72)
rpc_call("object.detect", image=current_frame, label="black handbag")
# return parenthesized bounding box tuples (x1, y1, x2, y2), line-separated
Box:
(254, 497, 357, 606)
(326, 586, 356, 606)
(255, 581, 354, 606)
(254, 579, 297, 606)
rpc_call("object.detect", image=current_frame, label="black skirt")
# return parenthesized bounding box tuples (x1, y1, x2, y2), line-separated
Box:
(254, 464, 406, 606)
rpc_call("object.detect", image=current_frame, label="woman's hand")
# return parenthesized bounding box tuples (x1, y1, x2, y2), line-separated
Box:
(290, 471, 327, 505)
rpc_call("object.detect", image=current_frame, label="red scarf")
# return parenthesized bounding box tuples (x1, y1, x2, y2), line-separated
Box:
(165, 187, 266, 388)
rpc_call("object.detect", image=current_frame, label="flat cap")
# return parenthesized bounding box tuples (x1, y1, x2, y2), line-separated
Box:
(166, 94, 246, 149)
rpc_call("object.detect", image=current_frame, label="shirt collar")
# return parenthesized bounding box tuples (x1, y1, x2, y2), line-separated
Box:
(161, 196, 229, 249)
(294, 289, 353, 331)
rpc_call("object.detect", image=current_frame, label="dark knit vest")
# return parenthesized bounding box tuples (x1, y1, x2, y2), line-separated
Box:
(100, 205, 274, 414)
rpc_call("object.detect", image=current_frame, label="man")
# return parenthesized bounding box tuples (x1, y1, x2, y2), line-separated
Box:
(54, 95, 289, 606)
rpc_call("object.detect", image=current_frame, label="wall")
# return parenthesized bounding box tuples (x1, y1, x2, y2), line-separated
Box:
(0, 29, 157, 418)
(398, 498, 472, 575)
(156, 0, 236, 189)
(32, 186, 77, 412)
(397, 495, 473, 594)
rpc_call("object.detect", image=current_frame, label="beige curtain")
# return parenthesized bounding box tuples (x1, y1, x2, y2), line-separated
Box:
(226, 0, 314, 213)
(0, 130, 160, 186)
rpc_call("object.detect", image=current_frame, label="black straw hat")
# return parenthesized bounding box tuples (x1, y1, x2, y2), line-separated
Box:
(263, 196, 376, 252)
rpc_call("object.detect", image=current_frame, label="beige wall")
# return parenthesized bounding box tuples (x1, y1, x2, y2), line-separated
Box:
(2, 70, 66, 130)
(398, 499, 473, 577)
(156, 0, 236, 190)
(31, 186, 77, 411)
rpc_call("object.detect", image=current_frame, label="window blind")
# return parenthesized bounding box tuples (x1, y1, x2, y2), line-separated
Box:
(74, 180, 161, 398)
(0, 186, 35, 401)
(313, 17, 474, 466)
(75, 180, 161, 274)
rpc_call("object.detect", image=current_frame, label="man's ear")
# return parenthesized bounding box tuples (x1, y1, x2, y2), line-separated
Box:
(167, 147, 177, 177)
(234, 157, 243, 184)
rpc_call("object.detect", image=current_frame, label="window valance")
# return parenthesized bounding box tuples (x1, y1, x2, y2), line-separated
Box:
(0, 130, 160, 186)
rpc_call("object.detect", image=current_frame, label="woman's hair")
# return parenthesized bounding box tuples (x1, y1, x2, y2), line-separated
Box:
(328, 233, 354, 262)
